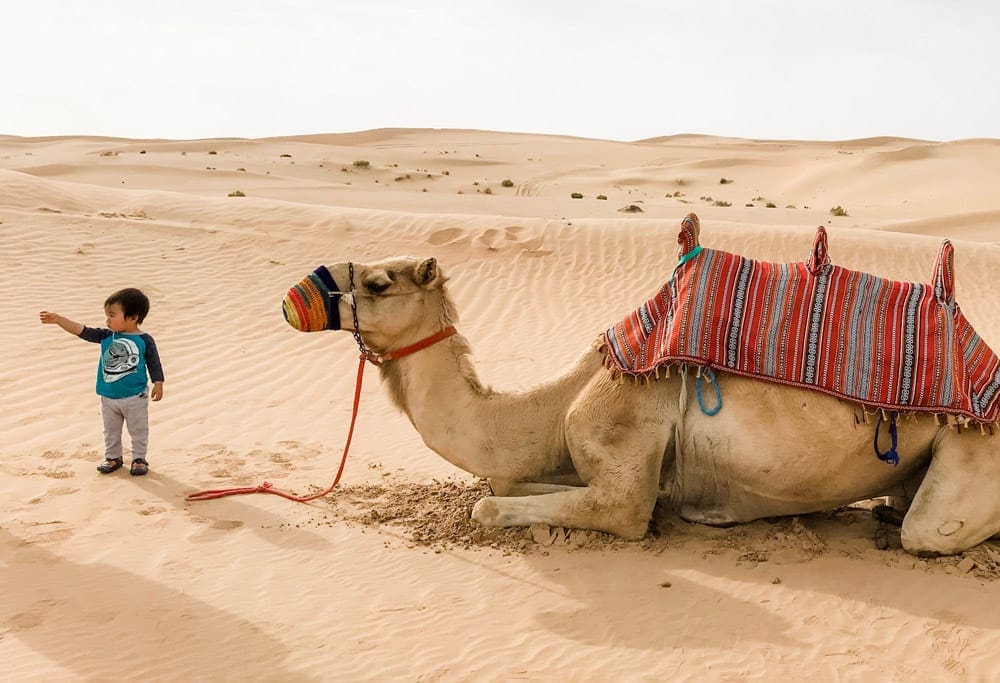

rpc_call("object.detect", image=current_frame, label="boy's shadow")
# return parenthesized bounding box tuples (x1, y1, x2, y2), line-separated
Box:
(129, 469, 336, 552)
(0, 527, 317, 681)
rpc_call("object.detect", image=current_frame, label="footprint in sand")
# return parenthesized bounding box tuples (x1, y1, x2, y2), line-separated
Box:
(161, 559, 204, 580)
(427, 227, 465, 246)
(427, 227, 471, 250)
(138, 506, 167, 516)
(212, 520, 244, 531)
(430, 224, 551, 255)
(28, 486, 79, 504)
(4, 599, 64, 632)
(186, 517, 244, 538)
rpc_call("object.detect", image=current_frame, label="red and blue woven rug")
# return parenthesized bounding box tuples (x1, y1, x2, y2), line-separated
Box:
(604, 214, 1000, 426)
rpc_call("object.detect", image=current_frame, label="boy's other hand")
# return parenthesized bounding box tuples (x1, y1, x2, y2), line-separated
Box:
(39, 311, 61, 324)
(151, 383, 164, 401)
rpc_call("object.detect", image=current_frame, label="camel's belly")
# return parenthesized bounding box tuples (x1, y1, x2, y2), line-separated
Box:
(666, 374, 937, 523)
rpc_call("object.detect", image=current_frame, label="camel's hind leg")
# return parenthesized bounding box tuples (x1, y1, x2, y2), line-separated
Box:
(900, 428, 1000, 556)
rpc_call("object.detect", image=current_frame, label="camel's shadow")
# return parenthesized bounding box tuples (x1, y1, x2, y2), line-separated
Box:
(328, 477, 1000, 647)
(514, 509, 1000, 651)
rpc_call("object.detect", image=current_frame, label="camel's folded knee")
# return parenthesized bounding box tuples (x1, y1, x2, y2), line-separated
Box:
(900, 517, 984, 556)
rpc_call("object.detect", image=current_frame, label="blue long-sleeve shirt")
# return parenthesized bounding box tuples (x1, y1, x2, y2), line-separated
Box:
(78, 327, 164, 398)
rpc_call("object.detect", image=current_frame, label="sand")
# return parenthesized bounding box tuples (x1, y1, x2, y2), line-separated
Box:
(2, 129, 999, 680)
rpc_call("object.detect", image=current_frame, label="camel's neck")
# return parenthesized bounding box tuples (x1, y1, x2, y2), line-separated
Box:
(380, 333, 600, 481)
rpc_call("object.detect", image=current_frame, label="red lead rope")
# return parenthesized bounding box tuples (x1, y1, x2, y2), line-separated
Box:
(185, 354, 367, 503)
(184, 326, 456, 504)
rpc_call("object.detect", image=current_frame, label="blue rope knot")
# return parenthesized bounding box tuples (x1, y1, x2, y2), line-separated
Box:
(696, 367, 723, 416)
(873, 412, 900, 466)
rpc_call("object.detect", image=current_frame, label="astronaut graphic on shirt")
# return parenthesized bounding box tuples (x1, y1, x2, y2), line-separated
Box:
(103, 336, 141, 384)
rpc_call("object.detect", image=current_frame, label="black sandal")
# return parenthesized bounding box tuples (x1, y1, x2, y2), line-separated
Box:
(130, 458, 149, 476)
(97, 458, 124, 474)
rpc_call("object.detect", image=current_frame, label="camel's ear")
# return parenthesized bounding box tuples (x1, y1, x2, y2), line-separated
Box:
(414, 258, 440, 288)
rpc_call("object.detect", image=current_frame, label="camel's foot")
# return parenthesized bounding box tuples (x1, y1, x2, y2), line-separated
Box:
(471, 491, 651, 539)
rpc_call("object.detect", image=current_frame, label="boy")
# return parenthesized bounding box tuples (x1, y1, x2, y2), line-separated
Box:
(40, 288, 164, 476)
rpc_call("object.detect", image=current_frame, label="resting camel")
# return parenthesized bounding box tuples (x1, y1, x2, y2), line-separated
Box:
(282, 215, 1000, 556)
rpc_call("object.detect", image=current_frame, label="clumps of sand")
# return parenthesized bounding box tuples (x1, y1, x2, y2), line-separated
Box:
(312, 478, 1000, 579)
(321, 479, 619, 552)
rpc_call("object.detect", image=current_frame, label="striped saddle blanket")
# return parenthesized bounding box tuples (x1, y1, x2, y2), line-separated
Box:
(604, 214, 1000, 426)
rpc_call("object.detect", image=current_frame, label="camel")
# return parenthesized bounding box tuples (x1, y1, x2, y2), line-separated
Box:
(282, 217, 1000, 556)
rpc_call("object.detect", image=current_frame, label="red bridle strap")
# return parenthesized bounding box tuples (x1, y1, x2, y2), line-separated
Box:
(364, 325, 457, 365)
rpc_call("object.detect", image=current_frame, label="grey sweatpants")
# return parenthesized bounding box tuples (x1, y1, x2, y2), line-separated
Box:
(101, 392, 149, 461)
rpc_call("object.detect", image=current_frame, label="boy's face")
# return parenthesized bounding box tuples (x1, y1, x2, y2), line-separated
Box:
(105, 303, 137, 332)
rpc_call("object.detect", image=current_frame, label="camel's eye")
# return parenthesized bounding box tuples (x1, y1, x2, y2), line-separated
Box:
(363, 269, 394, 295)
(364, 277, 392, 295)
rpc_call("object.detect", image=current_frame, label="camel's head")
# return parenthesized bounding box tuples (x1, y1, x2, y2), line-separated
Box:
(283, 256, 452, 352)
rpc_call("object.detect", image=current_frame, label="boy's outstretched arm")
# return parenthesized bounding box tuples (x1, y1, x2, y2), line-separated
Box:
(39, 311, 84, 336)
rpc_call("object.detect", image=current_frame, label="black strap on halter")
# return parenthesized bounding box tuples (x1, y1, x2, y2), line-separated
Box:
(345, 261, 370, 356)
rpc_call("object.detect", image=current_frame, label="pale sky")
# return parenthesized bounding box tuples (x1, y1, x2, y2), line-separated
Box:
(4, 1, 999, 142)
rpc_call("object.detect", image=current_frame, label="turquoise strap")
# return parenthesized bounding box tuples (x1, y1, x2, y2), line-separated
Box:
(674, 245, 703, 273)
(696, 367, 723, 416)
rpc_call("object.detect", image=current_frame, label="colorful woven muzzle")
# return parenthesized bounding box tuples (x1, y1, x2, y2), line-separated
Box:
(282, 265, 342, 332)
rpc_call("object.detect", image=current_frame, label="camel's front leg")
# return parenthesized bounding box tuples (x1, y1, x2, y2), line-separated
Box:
(900, 429, 1000, 555)
(472, 485, 653, 539)
(487, 473, 584, 497)
(473, 380, 671, 539)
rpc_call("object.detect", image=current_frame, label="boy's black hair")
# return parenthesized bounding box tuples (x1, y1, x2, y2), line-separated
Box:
(105, 288, 150, 323)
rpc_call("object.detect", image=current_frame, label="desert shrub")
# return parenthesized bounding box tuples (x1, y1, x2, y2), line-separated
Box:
(208, 150, 218, 155)
(353, 160, 370, 167)
(228, 190, 246, 197)
(830, 205, 848, 216)
(484, 187, 493, 195)
(501, 179, 514, 187)
(766, 202, 776, 208)
(596, 194, 608, 200)
(713, 200, 732, 207)
(719, 177, 733, 184)
(280, 153, 292, 158)
(571, 192, 584, 199)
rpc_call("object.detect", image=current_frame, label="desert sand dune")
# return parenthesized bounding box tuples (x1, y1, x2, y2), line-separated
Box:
(2, 129, 998, 680)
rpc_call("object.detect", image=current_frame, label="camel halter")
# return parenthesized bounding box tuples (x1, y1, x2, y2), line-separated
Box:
(186, 262, 456, 503)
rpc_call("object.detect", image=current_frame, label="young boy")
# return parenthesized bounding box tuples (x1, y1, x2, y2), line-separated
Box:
(40, 288, 165, 476)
